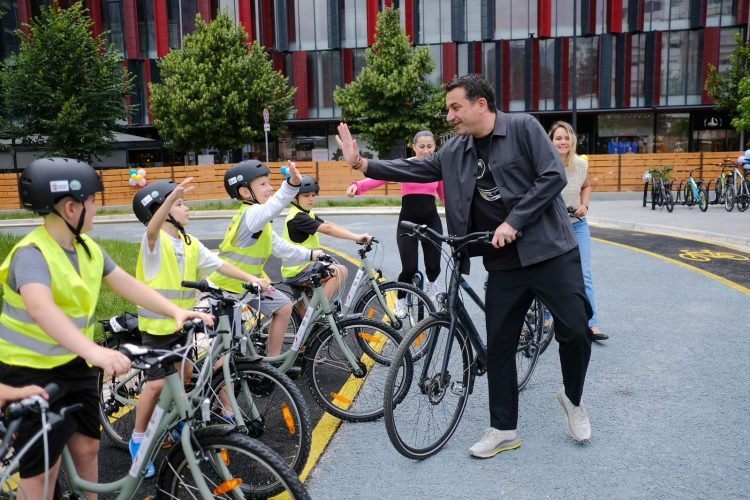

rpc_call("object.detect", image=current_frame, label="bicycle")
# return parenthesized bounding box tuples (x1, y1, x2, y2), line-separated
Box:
(242, 254, 405, 422)
(383, 221, 548, 460)
(8, 331, 310, 499)
(709, 160, 733, 209)
(98, 284, 312, 478)
(650, 173, 674, 212)
(682, 170, 709, 212)
(725, 162, 750, 212)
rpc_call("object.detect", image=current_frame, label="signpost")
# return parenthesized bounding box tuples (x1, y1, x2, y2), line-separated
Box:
(263, 107, 270, 162)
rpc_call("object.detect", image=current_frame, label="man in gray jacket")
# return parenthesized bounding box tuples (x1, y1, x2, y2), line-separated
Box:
(336, 74, 593, 458)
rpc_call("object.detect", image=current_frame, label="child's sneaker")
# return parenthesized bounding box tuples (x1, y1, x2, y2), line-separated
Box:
(129, 438, 156, 479)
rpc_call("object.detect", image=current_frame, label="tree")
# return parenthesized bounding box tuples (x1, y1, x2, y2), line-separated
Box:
(334, 7, 449, 159)
(734, 77, 750, 137)
(705, 33, 750, 121)
(0, 3, 132, 162)
(150, 12, 295, 159)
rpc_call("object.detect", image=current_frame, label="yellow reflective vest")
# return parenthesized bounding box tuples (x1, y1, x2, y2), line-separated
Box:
(209, 204, 271, 293)
(136, 231, 199, 335)
(0, 227, 103, 369)
(281, 204, 320, 279)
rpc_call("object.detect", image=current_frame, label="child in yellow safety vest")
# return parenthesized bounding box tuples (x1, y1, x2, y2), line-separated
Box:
(130, 177, 267, 478)
(208, 160, 322, 357)
(0, 158, 212, 497)
(281, 175, 372, 301)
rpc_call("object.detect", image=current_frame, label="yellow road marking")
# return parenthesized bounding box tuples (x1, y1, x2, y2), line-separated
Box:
(593, 238, 750, 297)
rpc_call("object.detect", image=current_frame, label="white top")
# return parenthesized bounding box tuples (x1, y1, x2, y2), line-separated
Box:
(140, 232, 224, 282)
(561, 156, 588, 209)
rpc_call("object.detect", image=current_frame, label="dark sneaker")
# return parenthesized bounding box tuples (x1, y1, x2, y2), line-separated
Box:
(557, 388, 591, 442)
(468, 428, 522, 458)
(129, 438, 156, 478)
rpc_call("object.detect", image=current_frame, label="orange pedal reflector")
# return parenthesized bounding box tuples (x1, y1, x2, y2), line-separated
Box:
(219, 448, 230, 465)
(282, 403, 297, 435)
(412, 332, 426, 348)
(331, 392, 352, 405)
(214, 478, 243, 495)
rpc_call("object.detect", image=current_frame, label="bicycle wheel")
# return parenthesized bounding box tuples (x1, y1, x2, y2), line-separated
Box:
(698, 187, 709, 212)
(664, 189, 675, 212)
(737, 181, 750, 212)
(305, 317, 404, 422)
(383, 315, 471, 460)
(98, 367, 145, 449)
(156, 430, 310, 500)
(725, 185, 735, 212)
(210, 360, 311, 476)
(517, 300, 543, 391)
(684, 185, 694, 207)
(353, 281, 435, 358)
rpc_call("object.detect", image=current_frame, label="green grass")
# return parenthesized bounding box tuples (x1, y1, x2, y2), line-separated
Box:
(1, 232, 139, 341)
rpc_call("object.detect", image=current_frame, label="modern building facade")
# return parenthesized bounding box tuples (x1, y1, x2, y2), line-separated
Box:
(1, 0, 748, 163)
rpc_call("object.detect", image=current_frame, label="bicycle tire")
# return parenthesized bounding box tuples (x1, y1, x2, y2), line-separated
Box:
(98, 367, 145, 449)
(737, 181, 749, 212)
(684, 185, 694, 206)
(156, 429, 310, 500)
(352, 281, 435, 358)
(664, 189, 675, 212)
(517, 300, 543, 391)
(725, 185, 735, 212)
(209, 360, 312, 476)
(305, 317, 404, 422)
(698, 187, 709, 212)
(383, 315, 471, 460)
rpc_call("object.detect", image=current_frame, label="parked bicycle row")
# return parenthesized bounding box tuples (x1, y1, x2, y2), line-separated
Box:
(643, 152, 750, 213)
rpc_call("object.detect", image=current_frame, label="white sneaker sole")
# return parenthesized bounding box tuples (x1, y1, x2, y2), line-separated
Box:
(468, 437, 522, 459)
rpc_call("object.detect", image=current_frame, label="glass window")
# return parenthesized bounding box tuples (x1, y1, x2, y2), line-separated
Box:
(656, 113, 689, 152)
(495, 0, 511, 39)
(296, 1, 315, 50)
(621, 0, 630, 31)
(718, 27, 742, 73)
(553, 0, 575, 37)
(596, 112, 654, 154)
(102, 0, 126, 56)
(180, 1, 198, 38)
(669, 0, 689, 30)
(425, 44, 442, 85)
(0, 0, 20, 60)
(457, 43, 469, 76)
(630, 34, 646, 107)
(570, 36, 599, 110)
(646, 0, 670, 31)
(685, 30, 702, 105)
(137, 0, 157, 59)
(353, 48, 367, 76)
(308, 51, 342, 119)
(538, 39, 555, 110)
(508, 40, 526, 111)
(466, 0, 482, 41)
(342, 0, 367, 48)
(128, 60, 146, 125)
(705, 0, 736, 26)
(292, 0, 329, 50)
(482, 42, 497, 90)
(166, 0, 180, 48)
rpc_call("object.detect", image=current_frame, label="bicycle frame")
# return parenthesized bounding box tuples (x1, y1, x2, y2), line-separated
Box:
(340, 242, 399, 322)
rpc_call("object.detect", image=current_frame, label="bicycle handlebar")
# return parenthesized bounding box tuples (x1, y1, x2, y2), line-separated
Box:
(0, 383, 65, 460)
(399, 220, 507, 247)
(182, 279, 261, 295)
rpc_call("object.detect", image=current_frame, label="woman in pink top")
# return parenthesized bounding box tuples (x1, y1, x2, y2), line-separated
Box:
(347, 130, 445, 308)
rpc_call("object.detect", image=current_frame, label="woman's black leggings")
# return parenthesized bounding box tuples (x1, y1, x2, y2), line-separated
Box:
(396, 194, 443, 284)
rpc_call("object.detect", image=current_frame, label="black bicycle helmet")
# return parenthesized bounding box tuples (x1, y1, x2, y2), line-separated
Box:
(19, 158, 104, 215)
(224, 160, 270, 199)
(297, 175, 320, 195)
(132, 180, 177, 225)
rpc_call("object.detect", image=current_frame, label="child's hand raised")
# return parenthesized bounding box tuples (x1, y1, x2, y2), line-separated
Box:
(286, 162, 302, 186)
(170, 177, 196, 200)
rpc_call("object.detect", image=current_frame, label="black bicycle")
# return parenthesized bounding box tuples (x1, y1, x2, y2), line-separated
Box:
(382, 221, 548, 460)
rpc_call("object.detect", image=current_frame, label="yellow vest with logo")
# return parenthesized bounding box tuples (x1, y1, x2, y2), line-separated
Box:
(209, 204, 272, 293)
(136, 231, 199, 335)
(281, 204, 320, 278)
(0, 227, 103, 369)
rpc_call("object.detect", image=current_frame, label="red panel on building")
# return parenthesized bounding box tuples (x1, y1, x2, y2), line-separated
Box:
(472, 43, 483, 74)
(739, 0, 749, 28)
(197, 0, 212, 21)
(623, 34, 632, 107)
(154, 0, 169, 57)
(239, 0, 254, 43)
(404, 0, 414, 43)
(272, 52, 284, 72)
(702, 27, 720, 104)
(442, 43, 457, 83)
(343, 48, 354, 84)
(530, 39, 539, 111)
(262, 0, 275, 48)
(584, 0, 597, 36)
(501, 41, 511, 111)
(653, 32, 662, 105)
(384, 0, 393, 6)
(537, 0, 552, 38)
(17, 0, 31, 33)
(293, 51, 309, 120)
(367, 0, 379, 46)
(123, 0, 140, 59)
(560, 38, 569, 111)
(86, 0, 103, 38)
(607, 0, 622, 33)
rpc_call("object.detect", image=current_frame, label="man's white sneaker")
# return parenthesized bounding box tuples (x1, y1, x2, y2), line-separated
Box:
(394, 298, 408, 319)
(468, 428, 522, 458)
(557, 387, 591, 442)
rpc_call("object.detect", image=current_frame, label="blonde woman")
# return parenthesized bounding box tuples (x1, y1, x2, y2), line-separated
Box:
(548, 121, 608, 341)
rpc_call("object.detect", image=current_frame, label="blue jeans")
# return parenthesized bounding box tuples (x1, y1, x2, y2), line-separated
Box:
(572, 218, 598, 327)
